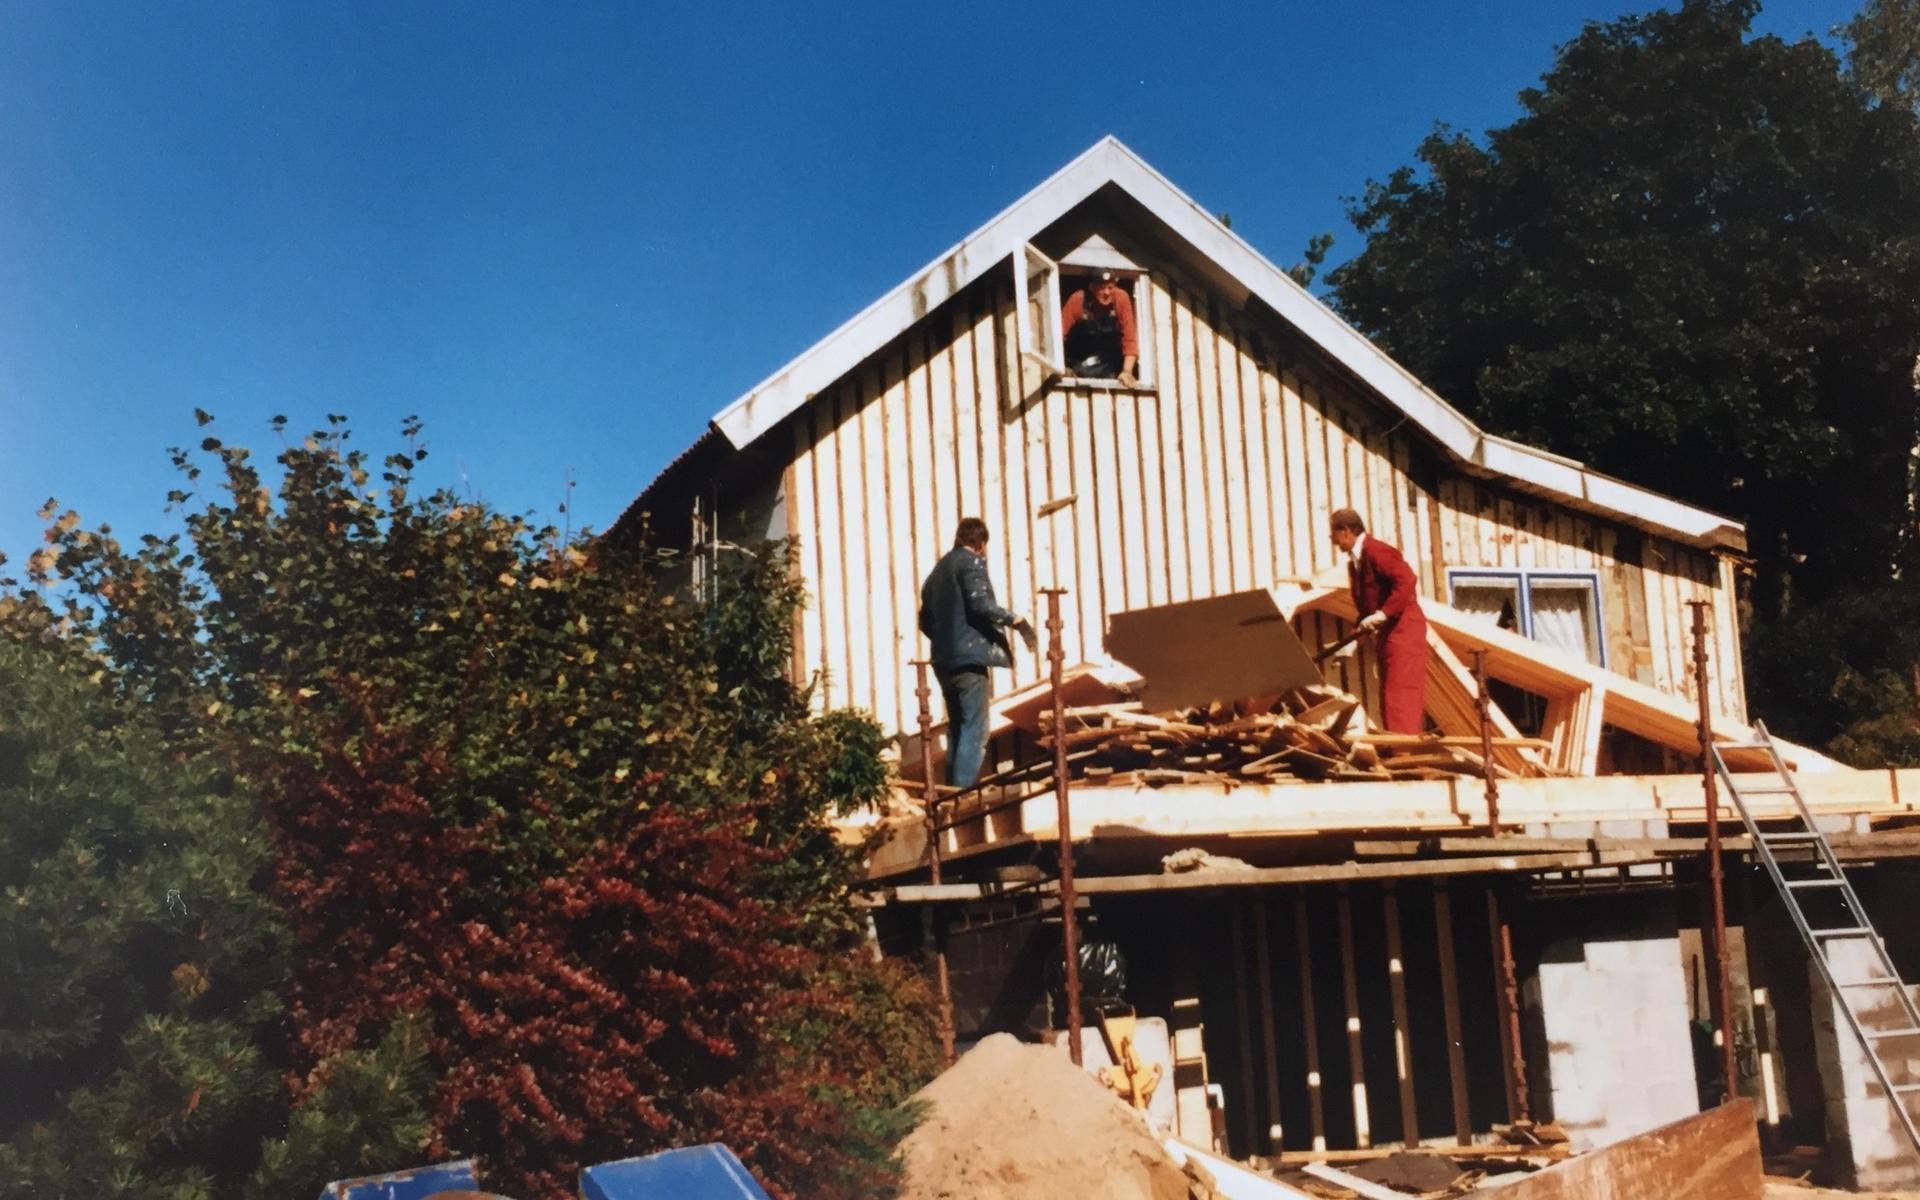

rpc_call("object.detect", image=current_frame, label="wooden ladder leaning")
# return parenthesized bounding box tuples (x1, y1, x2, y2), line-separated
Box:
(1712, 720, 1920, 1158)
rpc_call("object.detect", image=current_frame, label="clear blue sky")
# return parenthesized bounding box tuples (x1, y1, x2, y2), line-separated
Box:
(0, 1, 1860, 567)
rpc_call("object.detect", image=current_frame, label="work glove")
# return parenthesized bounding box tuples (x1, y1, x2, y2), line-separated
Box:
(1013, 617, 1039, 654)
(1358, 611, 1387, 635)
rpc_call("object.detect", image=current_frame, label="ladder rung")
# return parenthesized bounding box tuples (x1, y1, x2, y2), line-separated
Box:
(1842, 979, 1904, 989)
(1761, 832, 1822, 843)
(1894, 1083, 1920, 1093)
(1867, 1028, 1920, 1039)
(1814, 927, 1873, 939)
(1717, 740, 1773, 752)
(1733, 784, 1798, 795)
(1787, 879, 1847, 889)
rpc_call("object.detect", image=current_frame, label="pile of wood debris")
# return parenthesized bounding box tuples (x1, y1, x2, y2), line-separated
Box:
(1038, 684, 1550, 787)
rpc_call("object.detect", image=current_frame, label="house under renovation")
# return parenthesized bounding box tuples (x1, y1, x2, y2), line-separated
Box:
(608, 138, 1920, 1190)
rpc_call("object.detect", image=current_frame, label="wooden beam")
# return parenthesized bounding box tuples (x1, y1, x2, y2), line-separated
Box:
(1492, 1099, 1762, 1199)
(1067, 850, 1663, 893)
(1229, 901, 1260, 1154)
(1254, 898, 1285, 1154)
(1337, 886, 1371, 1149)
(1294, 892, 1328, 1153)
(869, 849, 1668, 902)
(1382, 885, 1421, 1148)
(1432, 884, 1473, 1147)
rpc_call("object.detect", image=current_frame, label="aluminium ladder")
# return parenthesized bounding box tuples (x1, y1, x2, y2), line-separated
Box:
(1711, 720, 1920, 1157)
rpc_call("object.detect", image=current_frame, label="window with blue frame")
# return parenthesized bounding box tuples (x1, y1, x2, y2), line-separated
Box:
(1447, 569, 1606, 667)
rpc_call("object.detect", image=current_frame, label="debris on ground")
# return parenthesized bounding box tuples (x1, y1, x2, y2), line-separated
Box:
(1162, 848, 1256, 874)
(1039, 687, 1546, 788)
(897, 1033, 1206, 1200)
(1343, 1151, 1470, 1193)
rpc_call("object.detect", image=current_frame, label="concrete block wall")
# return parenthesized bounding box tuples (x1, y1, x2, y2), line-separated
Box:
(1811, 935, 1920, 1189)
(1529, 917, 1701, 1151)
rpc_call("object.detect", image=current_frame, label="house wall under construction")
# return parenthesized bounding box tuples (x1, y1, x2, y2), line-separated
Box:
(613, 139, 1920, 1188)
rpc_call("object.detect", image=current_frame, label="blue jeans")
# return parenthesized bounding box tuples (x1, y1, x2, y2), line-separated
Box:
(938, 667, 990, 789)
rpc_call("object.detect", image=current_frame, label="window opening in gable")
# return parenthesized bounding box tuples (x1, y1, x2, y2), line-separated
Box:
(1058, 268, 1153, 389)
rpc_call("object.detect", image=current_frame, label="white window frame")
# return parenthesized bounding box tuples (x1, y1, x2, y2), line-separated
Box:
(1015, 245, 1158, 392)
(1447, 568, 1608, 668)
(1013, 245, 1063, 391)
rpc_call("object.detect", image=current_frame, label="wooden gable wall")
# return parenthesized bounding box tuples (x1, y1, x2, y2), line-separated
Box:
(775, 262, 1745, 740)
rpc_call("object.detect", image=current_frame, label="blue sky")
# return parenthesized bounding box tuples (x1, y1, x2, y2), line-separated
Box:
(0, 1, 1862, 567)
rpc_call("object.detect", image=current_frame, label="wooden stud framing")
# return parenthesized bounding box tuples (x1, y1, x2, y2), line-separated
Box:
(1383, 884, 1420, 1149)
(1433, 884, 1473, 1146)
(1337, 885, 1371, 1148)
(1295, 890, 1328, 1153)
(1254, 896, 1285, 1153)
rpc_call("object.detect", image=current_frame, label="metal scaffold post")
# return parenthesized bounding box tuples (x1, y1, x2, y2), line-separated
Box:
(913, 660, 957, 1067)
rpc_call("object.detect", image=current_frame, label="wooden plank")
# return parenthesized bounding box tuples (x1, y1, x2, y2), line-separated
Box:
(1157, 286, 1193, 602)
(790, 413, 826, 710)
(1718, 554, 1748, 723)
(1254, 897, 1285, 1154)
(1301, 381, 1333, 577)
(1294, 892, 1329, 1152)
(1492, 1099, 1763, 1200)
(1279, 368, 1312, 579)
(879, 354, 919, 734)
(1495, 495, 1519, 569)
(927, 327, 961, 591)
(1135, 383, 1171, 609)
(996, 293, 1038, 692)
(1436, 478, 1463, 584)
(905, 340, 940, 692)
(1240, 335, 1278, 588)
(1432, 884, 1473, 1147)
(1382, 885, 1420, 1149)
(1336, 886, 1371, 1148)
(812, 392, 847, 708)
(1110, 393, 1148, 615)
(952, 306, 983, 523)
(842, 379, 879, 725)
(1261, 364, 1294, 580)
(1215, 321, 1253, 591)
(1179, 288, 1221, 596)
(1068, 389, 1103, 662)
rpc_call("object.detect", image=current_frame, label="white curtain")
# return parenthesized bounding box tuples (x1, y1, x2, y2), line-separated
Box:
(1453, 582, 1520, 633)
(1530, 586, 1597, 663)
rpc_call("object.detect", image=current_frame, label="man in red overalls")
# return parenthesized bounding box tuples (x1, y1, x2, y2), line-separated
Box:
(1331, 507, 1429, 733)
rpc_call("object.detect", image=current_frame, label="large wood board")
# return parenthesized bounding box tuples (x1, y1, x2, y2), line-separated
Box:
(1496, 1099, 1761, 1200)
(1105, 588, 1325, 713)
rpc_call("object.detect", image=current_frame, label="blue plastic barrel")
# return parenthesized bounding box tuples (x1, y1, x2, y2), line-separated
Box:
(317, 1159, 481, 1200)
(579, 1144, 771, 1200)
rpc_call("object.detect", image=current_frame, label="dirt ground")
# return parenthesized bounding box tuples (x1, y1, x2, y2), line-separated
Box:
(897, 1033, 1196, 1200)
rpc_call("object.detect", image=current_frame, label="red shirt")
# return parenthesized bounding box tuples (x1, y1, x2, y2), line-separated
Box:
(1060, 286, 1139, 358)
(1347, 535, 1425, 629)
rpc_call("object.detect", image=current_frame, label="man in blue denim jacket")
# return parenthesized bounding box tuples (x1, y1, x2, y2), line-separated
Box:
(919, 518, 1036, 788)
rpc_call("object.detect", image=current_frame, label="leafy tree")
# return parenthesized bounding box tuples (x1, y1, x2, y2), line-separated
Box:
(9, 416, 934, 1198)
(1326, 0, 1920, 760)
(1843, 0, 1920, 109)
(0, 636, 432, 1199)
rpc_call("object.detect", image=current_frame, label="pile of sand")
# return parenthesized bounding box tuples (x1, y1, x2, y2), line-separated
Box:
(898, 1033, 1199, 1200)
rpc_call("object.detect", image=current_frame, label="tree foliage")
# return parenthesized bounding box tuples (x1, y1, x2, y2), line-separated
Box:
(1844, 0, 1920, 110)
(3, 416, 934, 1198)
(0, 637, 433, 1200)
(1327, 0, 1920, 761)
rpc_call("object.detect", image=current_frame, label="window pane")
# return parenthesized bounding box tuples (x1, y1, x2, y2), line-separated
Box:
(1529, 582, 1600, 664)
(1453, 580, 1521, 633)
